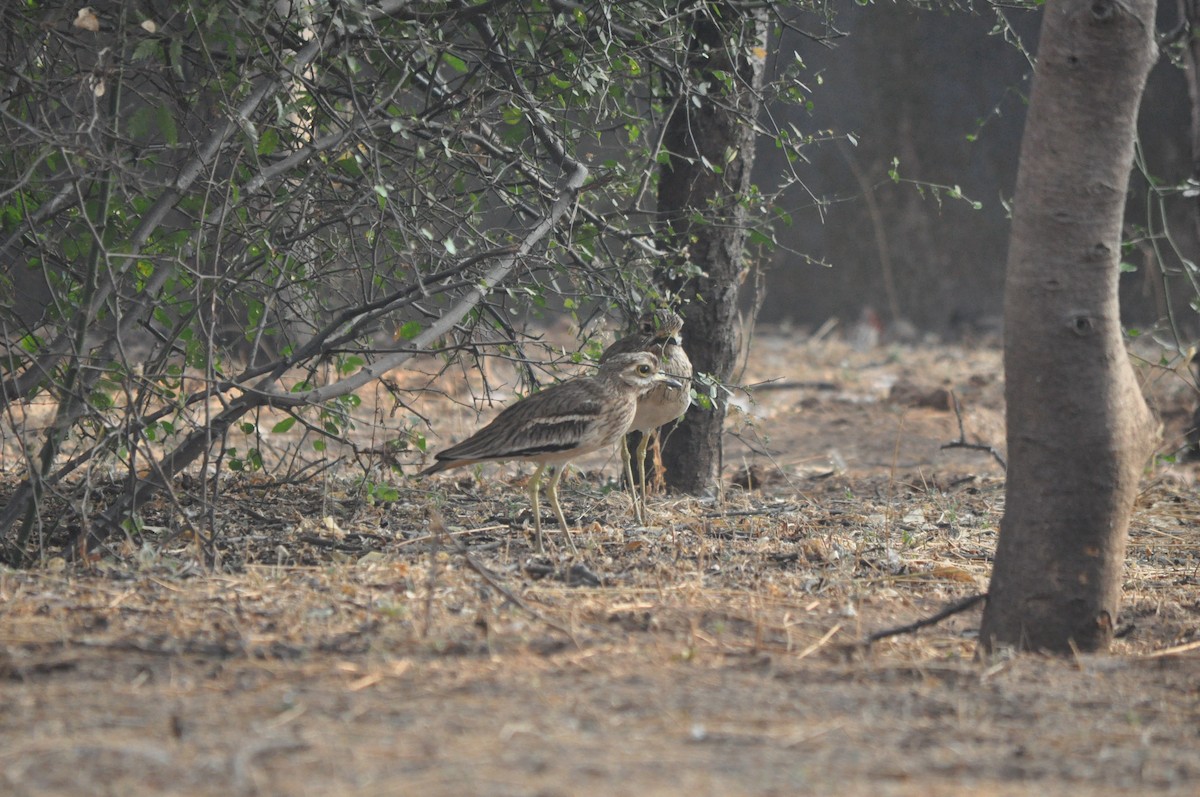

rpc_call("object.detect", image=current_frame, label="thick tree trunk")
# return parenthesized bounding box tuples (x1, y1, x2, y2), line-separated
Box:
(1186, 0, 1200, 242)
(979, 0, 1159, 654)
(1179, 0, 1200, 456)
(655, 3, 766, 495)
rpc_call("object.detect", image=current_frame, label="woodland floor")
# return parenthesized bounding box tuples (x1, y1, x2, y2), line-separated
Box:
(3, 328, 1200, 796)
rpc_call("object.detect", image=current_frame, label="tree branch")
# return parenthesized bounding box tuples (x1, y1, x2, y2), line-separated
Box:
(864, 593, 987, 646)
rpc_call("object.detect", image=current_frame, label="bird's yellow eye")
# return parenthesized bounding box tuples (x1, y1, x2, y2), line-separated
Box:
(638, 364, 652, 376)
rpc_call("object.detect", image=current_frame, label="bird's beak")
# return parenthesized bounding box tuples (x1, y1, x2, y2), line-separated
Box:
(657, 374, 683, 390)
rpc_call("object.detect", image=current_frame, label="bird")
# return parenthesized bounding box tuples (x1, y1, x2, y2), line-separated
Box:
(418, 351, 681, 555)
(599, 309, 693, 524)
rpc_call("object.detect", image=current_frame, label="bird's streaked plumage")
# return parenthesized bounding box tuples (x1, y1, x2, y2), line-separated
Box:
(419, 351, 681, 554)
(600, 309, 693, 523)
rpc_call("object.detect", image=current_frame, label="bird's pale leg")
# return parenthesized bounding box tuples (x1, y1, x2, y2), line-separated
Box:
(528, 464, 547, 554)
(545, 466, 580, 555)
(620, 437, 644, 525)
(635, 431, 654, 524)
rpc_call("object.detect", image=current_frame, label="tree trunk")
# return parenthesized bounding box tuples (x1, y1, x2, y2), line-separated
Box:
(656, 3, 766, 495)
(979, 0, 1159, 654)
(1178, 0, 1200, 457)
(1186, 0, 1200, 243)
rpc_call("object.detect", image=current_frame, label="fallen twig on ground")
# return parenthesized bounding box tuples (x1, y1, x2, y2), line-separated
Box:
(429, 509, 579, 643)
(941, 392, 1007, 470)
(863, 592, 987, 646)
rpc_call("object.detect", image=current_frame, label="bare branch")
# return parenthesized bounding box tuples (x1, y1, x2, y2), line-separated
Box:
(864, 593, 988, 646)
(940, 392, 1007, 471)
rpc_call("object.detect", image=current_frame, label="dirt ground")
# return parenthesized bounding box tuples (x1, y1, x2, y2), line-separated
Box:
(3, 329, 1200, 796)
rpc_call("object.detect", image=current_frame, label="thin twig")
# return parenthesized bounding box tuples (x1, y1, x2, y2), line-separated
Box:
(795, 623, 842, 661)
(863, 593, 987, 646)
(940, 391, 1007, 471)
(1143, 638, 1200, 658)
(393, 524, 508, 549)
(701, 504, 798, 519)
(746, 379, 840, 392)
(429, 510, 579, 643)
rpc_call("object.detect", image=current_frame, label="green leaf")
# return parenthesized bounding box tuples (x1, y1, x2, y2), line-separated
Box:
(169, 37, 184, 78)
(156, 105, 178, 146)
(370, 483, 400, 502)
(247, 299, 264, 327)
(131, 39, 161, 62)
(500, 120, 527, 147)
(271, 417, 296, 434)
(748, 229, 775, 248)
(258, 128, 279, 156)
(128, 106, 155, 140)
(442, 53, 468, 73)
(398, 320, 422, 340)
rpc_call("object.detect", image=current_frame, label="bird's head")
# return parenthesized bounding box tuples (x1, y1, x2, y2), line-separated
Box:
(602, 351, 683, 392)
(636, 309, 684, 348)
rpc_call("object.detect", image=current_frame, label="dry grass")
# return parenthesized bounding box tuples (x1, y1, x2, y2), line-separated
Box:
(2, 333, 1200, 796)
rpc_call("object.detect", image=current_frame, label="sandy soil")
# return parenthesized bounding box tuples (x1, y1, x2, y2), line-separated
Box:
(2, 331, 1199, 796)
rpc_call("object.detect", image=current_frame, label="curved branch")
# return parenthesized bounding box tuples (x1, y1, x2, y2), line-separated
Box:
(253, 161, 589, 406)
(77, 161, 589, 548)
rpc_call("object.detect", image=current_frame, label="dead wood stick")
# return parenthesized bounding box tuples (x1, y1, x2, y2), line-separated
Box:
(864, 592, 987, 645)
(701, 504, 799, 519)
(428, 509, 579, 643)
(940, 391, 1007, 471)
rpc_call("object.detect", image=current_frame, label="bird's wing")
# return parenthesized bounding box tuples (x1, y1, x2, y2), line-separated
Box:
(429, 381, 605, 464)
(504, 398, 605, 457)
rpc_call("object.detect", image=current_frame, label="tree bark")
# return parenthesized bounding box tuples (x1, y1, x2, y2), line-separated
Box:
(979, 0, 1160, 654)
(656, 3, 766, 495)
(1185, 0, 1200, 242)
(1178, 0, 1200, 456)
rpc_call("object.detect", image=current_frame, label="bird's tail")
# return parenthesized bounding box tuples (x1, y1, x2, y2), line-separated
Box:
(417, 457, 477, 477)
(417, 459, 451, 477)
